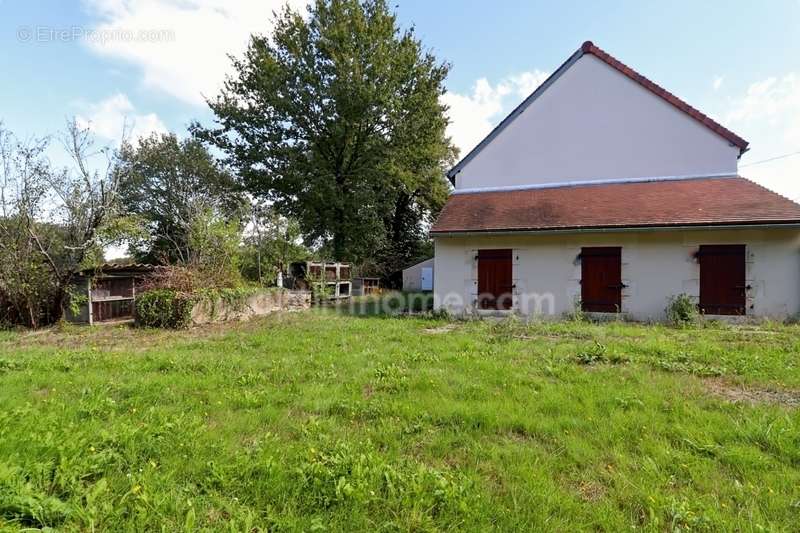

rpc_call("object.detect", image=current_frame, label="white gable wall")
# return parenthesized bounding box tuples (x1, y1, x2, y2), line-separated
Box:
(454, 54, 740, 190)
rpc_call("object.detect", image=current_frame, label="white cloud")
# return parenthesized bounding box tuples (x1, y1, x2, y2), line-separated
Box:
(442, 70, 548, 157)
(726, 74, 800, 129)
(82, 0, 309, 106)
(76, 93, 167, 141)
(726, 73, 800, 202)
(713, 75, 724, 91)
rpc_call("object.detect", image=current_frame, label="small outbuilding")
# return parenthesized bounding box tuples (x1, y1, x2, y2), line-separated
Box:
(352, 277, 381, 296)
(402, 258, 434, 292)
(65, 263, 155, 324)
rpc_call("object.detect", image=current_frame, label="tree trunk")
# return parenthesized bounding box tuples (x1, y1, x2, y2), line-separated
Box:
(391, 192, 411, 245)
(333, 171, 347, 261)
(26, 302, 37, 329)
(52, 286, 67, 324)
(332, 229, 346, 262)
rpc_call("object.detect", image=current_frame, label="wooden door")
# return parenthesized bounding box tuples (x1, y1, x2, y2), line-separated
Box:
(699, 244, 746, 315)
(477, 249, 513, 310)
(581, 247, 622, 313)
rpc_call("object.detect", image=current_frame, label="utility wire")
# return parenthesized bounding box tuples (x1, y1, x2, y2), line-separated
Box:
(740, 150, 800, 168)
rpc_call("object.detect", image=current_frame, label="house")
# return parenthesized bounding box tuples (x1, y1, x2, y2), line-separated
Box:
(402, 258, 434, 292)
(65, 263, 155, 324)
(431, 41, 800, 320)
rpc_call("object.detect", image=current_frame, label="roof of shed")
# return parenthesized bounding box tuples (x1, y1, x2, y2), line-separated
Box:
(430, 177, 800, 234)
(447, 41, 749, 181)
(78, 263, 156, 275)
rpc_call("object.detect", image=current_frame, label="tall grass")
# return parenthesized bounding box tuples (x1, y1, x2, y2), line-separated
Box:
(1, 314, 799, 530)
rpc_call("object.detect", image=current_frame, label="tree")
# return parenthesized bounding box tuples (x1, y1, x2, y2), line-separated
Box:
(0, 121, 124, 327)
(0, 129, 55, 327)
(186, 207, 244, 289)
(115, 133, 244, 264)
(240, 203, 308, 286)
(193, 0, 455, 269)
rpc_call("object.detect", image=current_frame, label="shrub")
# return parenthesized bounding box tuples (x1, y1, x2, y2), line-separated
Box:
(135, 289, 194, 329)
(665, 294, 698, 327)
(407, 292, 434, 313)
(137, 266, 200, 293)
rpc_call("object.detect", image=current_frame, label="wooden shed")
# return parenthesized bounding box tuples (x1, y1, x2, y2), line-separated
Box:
(352, 277, 381, 296)
(64, 263, 155, 324)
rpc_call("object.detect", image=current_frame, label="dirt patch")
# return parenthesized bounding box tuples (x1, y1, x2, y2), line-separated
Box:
(576, 480, 606, 503)
(3, 313, 297, 352)
(362, 384, 374, 399)
(32, 387, 51, 398)
(704, 378, 800, 408)
(422, 324, 458, 334)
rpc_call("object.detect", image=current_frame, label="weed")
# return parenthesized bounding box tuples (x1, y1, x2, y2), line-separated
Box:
(665, 294, 699, 327)
(294, 436, 475, 520)
(373, 363, 409, 393)
(575, 341, 629, 365)
(488, 314, 523, 341)
(567, 297, 587, 322)
(0, 463, 72, 528)
(666, 498, 715, 531)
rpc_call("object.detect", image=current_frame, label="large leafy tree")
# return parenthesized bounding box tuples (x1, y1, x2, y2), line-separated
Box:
(115, 133, 244, 264)
(193, 0, 455, 266)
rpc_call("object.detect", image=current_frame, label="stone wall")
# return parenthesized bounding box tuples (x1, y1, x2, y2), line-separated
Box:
(190, 289, 311, 325)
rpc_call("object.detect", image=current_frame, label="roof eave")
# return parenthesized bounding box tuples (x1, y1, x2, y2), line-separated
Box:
(430, 220, 800, 237)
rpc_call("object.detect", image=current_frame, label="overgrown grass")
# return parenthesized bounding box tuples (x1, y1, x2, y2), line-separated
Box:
(1, 313, 799, 530)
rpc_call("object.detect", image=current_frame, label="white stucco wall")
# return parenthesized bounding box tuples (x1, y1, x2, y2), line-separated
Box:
(433, 228, 800, 321)
(454, 54, 740, 190)
(403, 258, 435, 292)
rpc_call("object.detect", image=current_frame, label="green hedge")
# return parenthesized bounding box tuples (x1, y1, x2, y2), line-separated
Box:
(135, 289, 194, 329)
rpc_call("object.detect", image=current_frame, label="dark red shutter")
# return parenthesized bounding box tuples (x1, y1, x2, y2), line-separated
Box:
(477, 249, 513, 310)
(699, 245, 746, 315)
(581, 247, 622, 313)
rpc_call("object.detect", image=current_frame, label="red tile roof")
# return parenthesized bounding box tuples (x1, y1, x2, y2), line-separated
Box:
(430, 177, 800, 234)
(581, 41, 749, 153)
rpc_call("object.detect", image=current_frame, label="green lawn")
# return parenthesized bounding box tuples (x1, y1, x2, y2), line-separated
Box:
(1, 313, 799, 531)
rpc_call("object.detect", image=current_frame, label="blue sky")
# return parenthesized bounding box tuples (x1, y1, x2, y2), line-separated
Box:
(2, 0, 800, 199)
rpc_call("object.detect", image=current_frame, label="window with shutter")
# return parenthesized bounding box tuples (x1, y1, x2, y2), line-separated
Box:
(698, 245, 746, 315)
(477, 249, 513, 310)
(581, 247, 622, 313)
